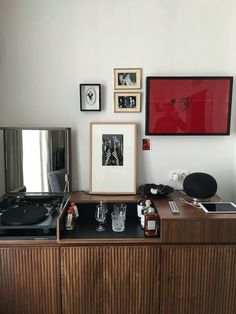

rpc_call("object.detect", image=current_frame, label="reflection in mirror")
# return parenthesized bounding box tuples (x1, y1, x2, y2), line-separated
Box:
(0, 128, 71, 197)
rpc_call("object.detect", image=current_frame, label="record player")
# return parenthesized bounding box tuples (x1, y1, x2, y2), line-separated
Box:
(0, 192, 70, 240)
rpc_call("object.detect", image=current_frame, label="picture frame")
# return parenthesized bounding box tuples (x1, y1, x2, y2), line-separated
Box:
(89, 122, 137, 194)
(114, 91, 141, 112)
(113, 68, 142, 90)
(80, 84, 101, 111)
(145, 76, 233, 135)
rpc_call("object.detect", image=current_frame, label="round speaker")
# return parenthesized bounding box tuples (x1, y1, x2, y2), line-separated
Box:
(183, 172, 217, 201)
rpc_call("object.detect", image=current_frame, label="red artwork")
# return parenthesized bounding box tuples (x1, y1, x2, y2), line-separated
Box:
(142, 138, 151, 150)
(145, 77, 233, 135)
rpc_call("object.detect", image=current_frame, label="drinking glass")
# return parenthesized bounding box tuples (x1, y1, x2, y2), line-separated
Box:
(113, 203, 127, 219)
(100, 202, 108, 224)
(95, 205, 106, 232)
(111, 203, 127, 232)
(111, 211, 125, 232)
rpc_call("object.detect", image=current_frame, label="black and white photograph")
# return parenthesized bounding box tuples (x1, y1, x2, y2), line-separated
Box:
(118, 96, 136, 108)
(89, 122, 137, 194)
(80, 84, 101, 111)
(102, 134, 123, 166)
(113, 68, 142, 90)
(118, 73, 136, 86)
(114, 92, 141, 112)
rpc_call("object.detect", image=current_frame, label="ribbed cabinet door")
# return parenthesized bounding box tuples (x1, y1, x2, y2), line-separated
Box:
(0, 247, 60, 314)
(161, 245, 236, 314)
(61, 246, 160, 314)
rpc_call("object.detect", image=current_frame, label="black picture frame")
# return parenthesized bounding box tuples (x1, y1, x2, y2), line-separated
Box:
(145, 76, 233, 135)
(80, 84, 101, 111)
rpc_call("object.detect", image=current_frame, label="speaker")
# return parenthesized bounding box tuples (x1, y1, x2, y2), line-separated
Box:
(183, 172, 217, 201)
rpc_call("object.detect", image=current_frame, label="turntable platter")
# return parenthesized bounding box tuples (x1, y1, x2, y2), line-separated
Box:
(1, 205, 48, 226)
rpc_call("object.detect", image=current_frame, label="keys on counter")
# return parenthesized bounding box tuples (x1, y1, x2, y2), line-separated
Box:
(168, 201, 180, 214)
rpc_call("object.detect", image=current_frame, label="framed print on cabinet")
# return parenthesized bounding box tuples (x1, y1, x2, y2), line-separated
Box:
(80, 84, 101, 111)
(114, 91, 141, 112)
(89, 122, 137, 194)
(145, 76, 233, 135)
(113, 68, 142, 90)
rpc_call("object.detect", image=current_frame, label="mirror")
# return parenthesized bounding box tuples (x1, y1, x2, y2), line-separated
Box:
(0, 128, 71, 197)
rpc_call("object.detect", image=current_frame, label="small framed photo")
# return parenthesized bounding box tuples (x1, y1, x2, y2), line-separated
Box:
(114, 91, 141, 113)
(80, 84, 101, 111)
(113, 68, 142, 90)
(89, 122, 137, 194)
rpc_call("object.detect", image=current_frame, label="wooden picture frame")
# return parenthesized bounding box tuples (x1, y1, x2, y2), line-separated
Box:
(80, 84, 101, 111)
(145, 76, 233, 135)
(114, 91, 141, 113)
(89, 122, 137, 194)
(113, 68, 142, 90)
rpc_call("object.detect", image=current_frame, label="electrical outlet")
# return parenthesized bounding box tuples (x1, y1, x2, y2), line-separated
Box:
(169, 169, 190, 182)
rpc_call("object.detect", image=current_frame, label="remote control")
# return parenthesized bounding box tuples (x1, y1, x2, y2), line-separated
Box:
(169, 201, 180, 214)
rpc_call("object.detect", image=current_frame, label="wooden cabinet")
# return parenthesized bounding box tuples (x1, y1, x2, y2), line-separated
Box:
(160, 245, 236, 314)
(61, 246, 160, 314)
(161, 220, 236, 243)
(0, 247, 60, 314)
(2, 193, 236, 313)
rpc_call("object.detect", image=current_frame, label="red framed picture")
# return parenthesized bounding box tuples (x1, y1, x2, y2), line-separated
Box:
(145, 76, 233, 135)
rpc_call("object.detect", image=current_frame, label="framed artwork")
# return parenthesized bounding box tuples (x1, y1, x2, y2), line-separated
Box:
(113, 68, 142, 90)
(89, 122, 137, 194)
(80, 84, 101, 111)
(114, 91, 141, 112)
(145, 76, 233, 135)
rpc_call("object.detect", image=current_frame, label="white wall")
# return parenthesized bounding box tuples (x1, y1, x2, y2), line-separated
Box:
(0, 0, 236, 200)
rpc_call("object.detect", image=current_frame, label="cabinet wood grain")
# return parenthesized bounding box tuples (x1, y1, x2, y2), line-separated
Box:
(0, 247, 60, 314)
(61, 246, 160, 314)
(161, 245, 236, 314)
(161, 219, 236, 243)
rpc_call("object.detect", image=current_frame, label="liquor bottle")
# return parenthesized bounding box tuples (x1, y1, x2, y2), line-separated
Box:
(144, 200, 158, 236)
(141, 199, 150, 229)
(137, 198, 145, 220)
(70, 201, 79, 219)
(65, 206, 75, 230)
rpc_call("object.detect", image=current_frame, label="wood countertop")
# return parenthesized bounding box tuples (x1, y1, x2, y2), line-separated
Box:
(67, 191, 236, 243)
(1, 191, 236, 245)
(70, 190, 235, 220)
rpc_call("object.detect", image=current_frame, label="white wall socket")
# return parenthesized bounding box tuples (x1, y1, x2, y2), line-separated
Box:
(169, 169, 191, 182)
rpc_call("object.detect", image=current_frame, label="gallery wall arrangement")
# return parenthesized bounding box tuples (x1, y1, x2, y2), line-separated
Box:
(79, 70, 234, 194)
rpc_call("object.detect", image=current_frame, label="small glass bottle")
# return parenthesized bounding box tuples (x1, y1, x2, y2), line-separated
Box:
(141, 200, 150, 229)
(137, 198, 145, 219)
(70, 201, 79, 219)
(144, 200, 158, 236)
(65, 206, 75, 230)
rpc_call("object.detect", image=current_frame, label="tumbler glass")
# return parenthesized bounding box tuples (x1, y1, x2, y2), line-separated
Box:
(111, 210, 125, 232)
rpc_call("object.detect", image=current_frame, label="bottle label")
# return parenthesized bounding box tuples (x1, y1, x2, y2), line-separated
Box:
(141, 215, 145, 228)
(67, 214, 72, 223)
(137, 205, 144, 218)
(66, 213, 74, 230)
(147, 220, 156, 230)
(73, 205, 79, 218)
